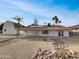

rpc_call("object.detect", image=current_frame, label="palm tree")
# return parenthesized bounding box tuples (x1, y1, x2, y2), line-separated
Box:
(52, 16, 61, 25)
(13, 16, 23, 37)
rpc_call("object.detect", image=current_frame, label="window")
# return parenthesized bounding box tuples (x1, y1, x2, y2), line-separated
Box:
(62, 31, 64, 36)
(58, 31, 61, 36)
(42, 30, 49, 34)
(4, 29, 6, 31)
(58, 31, 64, 36)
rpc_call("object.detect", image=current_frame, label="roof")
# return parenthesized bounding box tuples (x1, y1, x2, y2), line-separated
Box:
(5, 21, 26, 28)
(21, 25, 70, 31)
(27, 24, 45, 27)
(12, 22, 26, 28)
(47, 25, 69, 30)
(68, 25, 79, 30)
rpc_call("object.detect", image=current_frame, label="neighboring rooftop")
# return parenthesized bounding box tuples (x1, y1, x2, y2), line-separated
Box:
(68, 24, 79, 30)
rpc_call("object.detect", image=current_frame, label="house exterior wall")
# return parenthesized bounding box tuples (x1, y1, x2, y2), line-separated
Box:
(38, 30, 58, 36)
(2, 21, 26, 36)
(25, 31, 34, 36)
(20, 30, 26, 36)
(64, 31, 69, 37)
(25, 30, 69, 37)
(2, 21, 17, 35)
(49, 31, 58, 36)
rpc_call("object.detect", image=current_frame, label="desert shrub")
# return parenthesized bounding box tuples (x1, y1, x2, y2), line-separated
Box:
(33, 39, 78, 59)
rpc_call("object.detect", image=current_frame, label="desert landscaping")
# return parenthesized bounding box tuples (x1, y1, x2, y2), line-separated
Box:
(0, 36, 79, 59)
(0, 0, 79, 59)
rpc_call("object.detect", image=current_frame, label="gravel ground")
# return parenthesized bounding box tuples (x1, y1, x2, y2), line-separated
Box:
(0, 37, 79, 59)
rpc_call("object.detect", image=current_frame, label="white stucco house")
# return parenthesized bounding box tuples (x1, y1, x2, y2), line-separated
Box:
(2, 21, 70, 37)
(22, 24, 70, 37)
(2, 21, 26, 35)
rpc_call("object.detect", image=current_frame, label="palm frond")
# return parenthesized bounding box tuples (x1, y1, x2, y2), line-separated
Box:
(13, 16, 23, 22)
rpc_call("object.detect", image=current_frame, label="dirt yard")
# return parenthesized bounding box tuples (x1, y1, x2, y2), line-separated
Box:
(0, 37, 79, 59)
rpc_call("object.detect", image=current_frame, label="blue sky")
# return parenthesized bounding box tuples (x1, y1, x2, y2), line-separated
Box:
(0, 0, 79, 26)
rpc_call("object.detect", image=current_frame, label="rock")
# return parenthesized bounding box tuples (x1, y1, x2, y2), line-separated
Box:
(33, 40, 78, 59)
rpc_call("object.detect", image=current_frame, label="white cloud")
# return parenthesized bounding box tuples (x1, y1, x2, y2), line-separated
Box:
(4, 0, 53, 18)
(1, 0, 79, 26)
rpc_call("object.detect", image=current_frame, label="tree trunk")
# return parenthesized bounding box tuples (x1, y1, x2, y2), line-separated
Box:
(17, 22, 20, 38)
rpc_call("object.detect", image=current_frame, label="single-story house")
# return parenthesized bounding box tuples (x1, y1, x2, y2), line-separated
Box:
(2, 21, 26, 35)
(21, 23, 70, 37)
